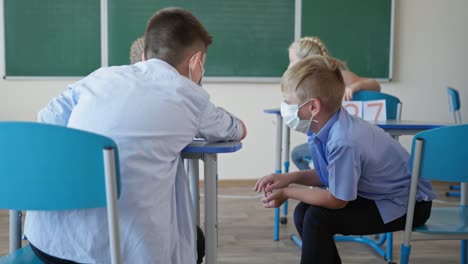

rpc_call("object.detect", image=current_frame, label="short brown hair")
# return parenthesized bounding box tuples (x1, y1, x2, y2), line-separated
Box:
(144, 7, 212, 67)
(281, 55, 346, 112)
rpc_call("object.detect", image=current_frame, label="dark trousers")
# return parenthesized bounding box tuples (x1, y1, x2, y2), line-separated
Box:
(294, 196, 432, 264)
(30, 226, 206, 264)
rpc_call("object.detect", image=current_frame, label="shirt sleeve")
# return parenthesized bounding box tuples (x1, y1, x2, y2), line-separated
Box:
(196, 102, 243, 142)
(327, 142, 361, 201)
(37, 85, 78, 126)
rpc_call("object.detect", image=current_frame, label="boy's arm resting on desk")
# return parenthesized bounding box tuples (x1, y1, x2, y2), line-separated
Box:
(238, 120, 247, 140)
(196, 102, 246, 142)
(37, 86, 77, 125)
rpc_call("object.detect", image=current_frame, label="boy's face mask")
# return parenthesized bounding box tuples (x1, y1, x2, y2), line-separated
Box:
(280, 99, 317, 134)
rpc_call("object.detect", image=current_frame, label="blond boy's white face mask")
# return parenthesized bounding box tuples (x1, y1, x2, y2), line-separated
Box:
(280, 99, 318, 134)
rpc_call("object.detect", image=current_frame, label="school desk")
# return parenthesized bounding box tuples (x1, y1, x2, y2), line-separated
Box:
(182, 141, 242, 264)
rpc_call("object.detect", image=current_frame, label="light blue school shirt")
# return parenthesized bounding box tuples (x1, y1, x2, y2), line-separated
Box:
(307, 107, 436, 224)
(24, 59, 244, 264)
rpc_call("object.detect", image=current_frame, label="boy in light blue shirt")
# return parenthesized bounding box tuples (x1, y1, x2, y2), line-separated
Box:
(25, 7, 246, 264)
(255, 56, 434, 264)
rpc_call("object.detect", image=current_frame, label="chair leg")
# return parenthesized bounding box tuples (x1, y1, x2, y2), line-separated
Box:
(462, 240, 467, 264)
(385, 232, 393, 262)
(291, 234, 302, 248)
(446, 191, 461, 197)
(400, 244, 411, 264)
(292, 232, 393, 262)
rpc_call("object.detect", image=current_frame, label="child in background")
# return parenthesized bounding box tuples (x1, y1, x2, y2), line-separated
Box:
(130, 36, 145, 64)
(255, 56, 434, 264)
(289, 36, 381, 170)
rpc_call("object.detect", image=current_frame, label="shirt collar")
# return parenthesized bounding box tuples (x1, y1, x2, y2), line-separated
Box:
(312, 108, 341, 143)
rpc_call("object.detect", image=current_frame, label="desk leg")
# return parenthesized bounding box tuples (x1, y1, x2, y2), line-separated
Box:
(9, 210, 21, 253)
(282, 126, 290, 223)
(188, 159, 200, 226)
(274, 115, 283, 241)
(204, 154, 218, 264)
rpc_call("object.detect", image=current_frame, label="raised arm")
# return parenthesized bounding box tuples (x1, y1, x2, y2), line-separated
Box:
(341, 70, 381, 101)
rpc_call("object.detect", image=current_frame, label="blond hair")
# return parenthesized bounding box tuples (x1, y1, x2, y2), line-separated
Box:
(290, 36, 348, 70)
(290, 36, 328, 58)
(130, 36, 145, 64)
(281, 55, 346, 112)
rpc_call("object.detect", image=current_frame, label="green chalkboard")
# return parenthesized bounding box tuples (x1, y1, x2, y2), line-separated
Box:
(302, 0, 393, 79)
(4, 0, 101, 77)
(109, 0, 295, 77)
(4, 1, 392, 78)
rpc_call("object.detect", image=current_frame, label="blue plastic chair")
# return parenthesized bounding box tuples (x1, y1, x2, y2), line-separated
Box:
(292, 91, 402, 262)
(448, 87, 462, 124)
(0, 122, 122, 264)
(352, 90, 402, 120)
(351, 91, 402, 140)
(401, 124, 468, 264)
(446, 87, 463, 197)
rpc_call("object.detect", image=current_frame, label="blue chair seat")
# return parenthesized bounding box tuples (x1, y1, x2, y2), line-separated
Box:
(0, 245, 44, 264)
(415, 207, 468, 234)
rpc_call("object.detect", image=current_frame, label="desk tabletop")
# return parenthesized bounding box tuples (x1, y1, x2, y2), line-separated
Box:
(263, 108, 281, 115)
(182, 140, 242, 154)
(368, 120, 450, 130)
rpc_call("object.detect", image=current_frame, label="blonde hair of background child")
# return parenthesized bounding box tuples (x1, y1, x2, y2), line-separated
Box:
(130, 36, 145, 64)
(281, 55, 346, 113)
(290, 36, 349, 71)
(290, 36, 328, 57)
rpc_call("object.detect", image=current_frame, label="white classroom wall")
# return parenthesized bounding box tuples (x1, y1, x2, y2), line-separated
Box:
(0, 0, 467, 180)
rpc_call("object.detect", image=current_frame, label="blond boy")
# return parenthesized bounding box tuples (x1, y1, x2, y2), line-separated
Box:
(255, 56, 434, 264)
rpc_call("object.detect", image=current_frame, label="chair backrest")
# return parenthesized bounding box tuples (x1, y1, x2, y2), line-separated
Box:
(0, 122, 122, 264)
(352, 91, 402, 120)
(411, 124, 468, 183)
(0, 122, 121, 210)
(447, 87, 462, 124)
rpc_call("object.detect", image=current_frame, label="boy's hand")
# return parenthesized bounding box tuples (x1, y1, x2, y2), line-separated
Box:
(254, 173, 289, 193)
(261, 188, 288, 208)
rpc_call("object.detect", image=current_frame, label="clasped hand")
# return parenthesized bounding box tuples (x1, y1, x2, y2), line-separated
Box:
(254, 173, 289, 208)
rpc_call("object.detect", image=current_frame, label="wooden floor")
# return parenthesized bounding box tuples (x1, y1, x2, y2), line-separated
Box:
(0, 182, 461, 263)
